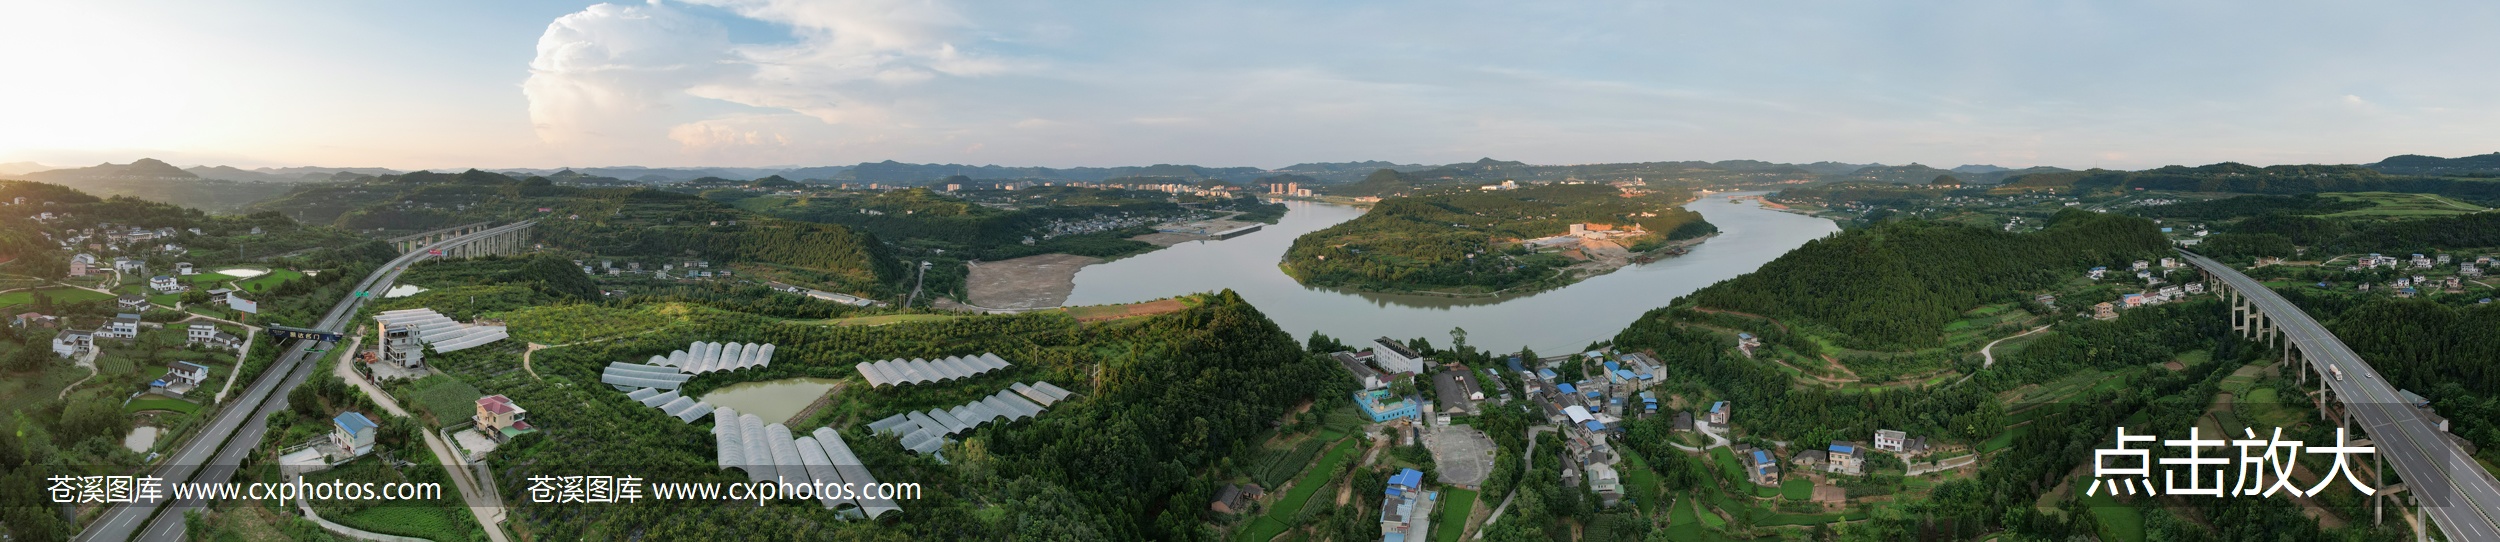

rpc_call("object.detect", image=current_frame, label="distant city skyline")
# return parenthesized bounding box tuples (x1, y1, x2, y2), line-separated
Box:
(2, 1, 2495, 171)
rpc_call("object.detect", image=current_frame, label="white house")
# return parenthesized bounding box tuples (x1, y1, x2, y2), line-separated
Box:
(52, 330, 94, 358)
(150, 275, 185, 294)
(153, 361, 211, 396)
(175, 262, 195, 275)
(102, 314, 141, 340)
(1370, 337, 1427, 375)
(332, 412, 378, 457)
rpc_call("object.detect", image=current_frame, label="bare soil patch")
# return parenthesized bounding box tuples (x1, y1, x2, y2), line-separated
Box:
(965, 253, 1104, 309)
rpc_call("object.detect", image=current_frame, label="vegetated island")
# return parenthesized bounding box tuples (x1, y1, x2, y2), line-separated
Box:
(1279, 182, 1716, 295)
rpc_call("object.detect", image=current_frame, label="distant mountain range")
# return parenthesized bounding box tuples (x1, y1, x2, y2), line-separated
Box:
(0, 162, 57, 176)
(2365, 152, 2500, 175)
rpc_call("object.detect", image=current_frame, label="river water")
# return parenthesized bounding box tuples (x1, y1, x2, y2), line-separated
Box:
(1064, 192, 1838, 353)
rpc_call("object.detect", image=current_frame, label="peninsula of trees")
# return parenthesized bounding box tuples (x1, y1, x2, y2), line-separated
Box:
(1280, 183, 1715, 294)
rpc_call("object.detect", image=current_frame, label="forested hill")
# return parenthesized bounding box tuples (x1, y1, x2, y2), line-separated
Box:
(2001, 162, 2500, 202)
(251, 170, 908, 293)
(1281, 183, 1714, 293)
(1684, 209, 2170, 349)
(505, 291, 1337, 540)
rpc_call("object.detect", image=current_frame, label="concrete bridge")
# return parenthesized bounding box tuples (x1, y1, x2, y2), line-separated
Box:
(387, 222, 494, 254)
(2185, 250, 2500, 542)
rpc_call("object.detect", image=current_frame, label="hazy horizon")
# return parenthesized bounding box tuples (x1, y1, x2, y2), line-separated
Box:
(5, 1, 2496, 171)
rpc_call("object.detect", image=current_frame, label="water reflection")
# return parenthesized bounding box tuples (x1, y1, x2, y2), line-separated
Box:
(1065, 192, 1837, 352)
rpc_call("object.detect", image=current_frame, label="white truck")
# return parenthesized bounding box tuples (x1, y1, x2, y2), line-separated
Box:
(2330, 365, 2345, 381)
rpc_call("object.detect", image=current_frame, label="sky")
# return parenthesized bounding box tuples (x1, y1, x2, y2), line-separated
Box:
(1, 0, 2496, 171)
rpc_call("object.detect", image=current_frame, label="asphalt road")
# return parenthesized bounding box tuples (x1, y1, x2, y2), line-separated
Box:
(76, 222, 532, 542)
(2184, 251, 2500, 542)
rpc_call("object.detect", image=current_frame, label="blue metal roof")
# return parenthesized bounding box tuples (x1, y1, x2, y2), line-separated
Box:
(1830, 444, 1855, 454)
(1583, 420, 1606, 432)
(1709, 401, 1725, 413)
(1555, 383, 1576, 394)
(1602, 361, 1620, 372)
(1615, 369, 1635, 379)
(1538, 368, 1557, 380)
(1507, 357, 1525, 372)
(1752, 450, 1769, 464)
(335, 412, 377, 434)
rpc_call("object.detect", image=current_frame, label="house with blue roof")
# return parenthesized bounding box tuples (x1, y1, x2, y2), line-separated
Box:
(1706, 401, 1729, 424)
(1537, 368, 1558, 381)
(1506, 356, 1525, 373)
(1743, 447, 1780, 485)
(332, 412, 379, 457)
(1554, 382, 1577, 396)
(1825, 441, 1864, 475)
(1381, 468, 1429, 541)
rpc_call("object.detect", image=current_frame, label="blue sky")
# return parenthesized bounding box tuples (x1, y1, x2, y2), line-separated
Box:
(2, 1, 2495, 170)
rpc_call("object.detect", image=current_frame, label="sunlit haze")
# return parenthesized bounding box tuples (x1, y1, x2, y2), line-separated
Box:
(4, 0, 2496, 170)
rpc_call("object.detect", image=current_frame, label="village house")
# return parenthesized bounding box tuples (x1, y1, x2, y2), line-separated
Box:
(333, 412, 379, 457)
(1331, 352, 1386, 390)
(149, 275, 185, 294)
(103, 314, 141, 340)
(2088, 266, 2107, 280)
(475, 394, 535, 442)
(2131, 260, 2150, 271)
(1433, 369, 1485, 416)
(1826, 442, 1864, 475)
(52, 330, 94, 358)
(1209, 483, 1264, 515)
(11, 312, 55, 329)
(151, 361, 211, 397)
(1874, 429, 1929, 455)
(117, 293, 150, 312)
(1380, 469, 1426, 541)
(1706, 401, 1730, 425)
(175, 262, 195, 275)
(1739, 446, 1780, 485)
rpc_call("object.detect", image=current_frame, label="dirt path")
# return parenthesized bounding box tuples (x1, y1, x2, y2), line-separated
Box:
(334, 344, 511, 542)
(210, 325, 263, 403)
(57, 349, 98, 400)
(963, 253, 1103, 309)
(1982, 324, 2052, 369)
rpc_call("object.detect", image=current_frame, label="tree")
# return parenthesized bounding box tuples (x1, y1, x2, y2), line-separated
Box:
(1449, 326, 1469, 352)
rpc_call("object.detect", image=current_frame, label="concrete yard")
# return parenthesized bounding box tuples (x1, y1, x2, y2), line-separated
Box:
(964, 253, 1105, 309)
(1425, 425, 1499, 487)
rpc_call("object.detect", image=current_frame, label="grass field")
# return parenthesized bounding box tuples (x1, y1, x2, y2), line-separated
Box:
(230, 268, 306, 293)
(403, 375, 484, 427)
(1709, 447, 1745, 484)
(124, 396, 201, 414)
(1781, 478, 1814, 501)
(1433, 488, 1477, 542)
(2081, 492, 2145, 542)
(1619, 449, 1663, 514)
(1237, 438, 1358, 542)
(2323, 192, 2491, 217)
(0, 287, 114, 309)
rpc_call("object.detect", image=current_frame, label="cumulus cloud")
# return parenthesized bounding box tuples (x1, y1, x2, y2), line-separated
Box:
(523, 0, 1023, 162)
(523, 2, 743, 154)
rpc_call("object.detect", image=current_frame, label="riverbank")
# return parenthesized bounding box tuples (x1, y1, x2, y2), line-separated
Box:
(964, 213, 1274, 308)
(1061, 194, 1837, 352)
(964, 253, 1104, 309)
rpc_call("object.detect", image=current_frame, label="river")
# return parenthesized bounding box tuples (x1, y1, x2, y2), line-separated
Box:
(1064, 192, 1838, 353)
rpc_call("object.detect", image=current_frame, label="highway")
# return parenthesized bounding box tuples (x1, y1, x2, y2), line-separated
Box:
(76, 222, 533, 542)
(2183, 251, 2500, 542)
